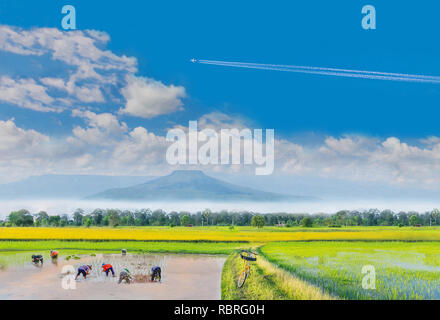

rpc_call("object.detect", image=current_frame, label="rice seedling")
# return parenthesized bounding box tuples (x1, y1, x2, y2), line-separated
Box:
(0, 240, 246, 255)
(73, 253, 166, 283)
(260, 241, 440, 300)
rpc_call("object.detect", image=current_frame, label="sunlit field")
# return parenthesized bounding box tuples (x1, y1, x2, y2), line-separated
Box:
(221, 251, 335, 300)
(2, 227, 440, 300)
(2, 226, 440, 241)
(0, 240, 244, 256)
(260, 242, 440, 299)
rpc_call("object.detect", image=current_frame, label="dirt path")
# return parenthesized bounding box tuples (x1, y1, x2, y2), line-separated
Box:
(0, 254, 225, 300)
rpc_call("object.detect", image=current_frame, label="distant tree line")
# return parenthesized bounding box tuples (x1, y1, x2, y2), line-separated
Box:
(1, 208, 439, 228)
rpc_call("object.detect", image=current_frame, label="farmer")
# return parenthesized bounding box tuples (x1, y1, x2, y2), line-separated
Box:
(150, 266, 161, 282)
(102, 263, 115, 277)
(50, 250, 58, 261)
(75, 265, 92, 280)
(118, 268, 132, 284)
(31, 254, 43, 265)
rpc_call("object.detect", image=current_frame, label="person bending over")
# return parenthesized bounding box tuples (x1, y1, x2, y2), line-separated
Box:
(31, 255, 43, 265)
(75, 265, 92, 280)
(150, 266, 161, 282)
(102, 263, 115, 277)
(50, 250, 58, 261)
(118, 268, 132, 284)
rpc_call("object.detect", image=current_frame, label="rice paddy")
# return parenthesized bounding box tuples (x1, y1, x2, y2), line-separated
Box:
(72, 254, 167, 283)
(260, 242, 440, 300)
(1, 227, 440, 300)
(1, 226, 440, 241)
(0, 240, 246, 256)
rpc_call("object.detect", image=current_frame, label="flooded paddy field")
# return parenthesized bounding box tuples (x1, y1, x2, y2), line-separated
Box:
(0, 252, 225, 300)
(260, 241, 440, 300)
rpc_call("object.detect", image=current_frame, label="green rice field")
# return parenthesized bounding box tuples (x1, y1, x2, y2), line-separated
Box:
(260, 241, 440, 299)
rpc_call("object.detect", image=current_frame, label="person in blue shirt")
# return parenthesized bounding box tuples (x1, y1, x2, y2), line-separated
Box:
(75, 265, 92, 280)
(150, 266, 161, 282)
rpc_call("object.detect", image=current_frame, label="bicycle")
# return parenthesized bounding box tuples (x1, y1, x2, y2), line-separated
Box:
(237, 250, 258, 288)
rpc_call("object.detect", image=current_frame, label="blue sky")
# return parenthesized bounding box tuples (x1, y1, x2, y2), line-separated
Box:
(0, 0, 440, 196)
(1, 0, 439, 137)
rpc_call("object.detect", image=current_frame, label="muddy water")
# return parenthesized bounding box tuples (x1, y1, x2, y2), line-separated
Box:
(0, 254, 225, 300)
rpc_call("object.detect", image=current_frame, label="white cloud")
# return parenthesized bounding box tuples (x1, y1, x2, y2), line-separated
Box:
(40, 77, 105, 103)
(71, 110, 128, 145)
(1, 112, 440, 190)
(111, 127, 168, 168)
(198, 111, 250, 130)
(119, 76, 186, 118)
(320, 136, 377, 156)
(0, 25, 138, 110)
(0, 76, 58, 112)
(0, 25, 186, 117)
(279, 135, 440, 187)
(0, 119, 50, 157)
(0, 115, 169, 182)
(0, 26, 137, 74)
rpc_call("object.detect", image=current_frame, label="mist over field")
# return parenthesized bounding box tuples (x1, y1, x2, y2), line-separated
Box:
(1, 199, 440, 219)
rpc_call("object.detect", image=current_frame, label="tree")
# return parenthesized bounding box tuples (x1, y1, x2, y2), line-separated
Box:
(60, 214, 69, 227)
(8, 209, 33, 226)
(203, 209, 211, 226)
(409, 215, 418, 226)
(168, 212, 180, 226)
(35, 211, 49, 227)
(84, 218, 92, 227)
(91, 209, 104, 226)
(108, 209, 120, 227)
(73, 209, 84, 226)
(432, 209, 440, 226)
(49, 215, 61, 227)
(335, 211, 348, 226)
(251, 215, 265, 228)
(379, 210, 395, 226)
(134, 211, 147, 226)
(180, 214, 190, 226)
(301, 217, 313, 227)
(397, 212, 409, 226)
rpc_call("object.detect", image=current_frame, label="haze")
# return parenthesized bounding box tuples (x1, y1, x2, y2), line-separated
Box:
(1, 199, 440, 219)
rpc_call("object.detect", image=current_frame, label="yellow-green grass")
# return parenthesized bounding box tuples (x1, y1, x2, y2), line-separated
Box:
(260, 241, 440, 300)
(221, 251, 336, 300)
(2, 226, 440, 242)
(0, 240, 246, 255)
(0, 250, 93, 269)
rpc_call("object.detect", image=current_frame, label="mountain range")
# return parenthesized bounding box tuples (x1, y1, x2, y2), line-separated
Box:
(86, 170, 314, 202)
(0, 174, 153, 199)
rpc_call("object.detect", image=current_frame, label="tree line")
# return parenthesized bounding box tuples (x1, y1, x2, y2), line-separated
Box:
(1, 208, 440, 228)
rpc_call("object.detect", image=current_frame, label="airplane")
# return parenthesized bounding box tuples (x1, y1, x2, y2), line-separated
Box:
(190, 58, 198, 63)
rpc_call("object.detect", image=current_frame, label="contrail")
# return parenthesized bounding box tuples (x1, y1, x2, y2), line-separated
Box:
(193, 59, 440, 84)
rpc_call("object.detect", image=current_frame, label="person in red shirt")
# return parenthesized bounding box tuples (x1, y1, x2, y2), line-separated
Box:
(50, 250, 58, 261)
(102, 263, 115, 277)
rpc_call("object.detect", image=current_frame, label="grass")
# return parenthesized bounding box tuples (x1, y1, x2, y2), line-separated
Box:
(221, 251, 335, 300)
(260, 241, 440, 300)
(0, 240, 246, 255)
(2, 226, 440, 242)
(0, 250, 95, 268)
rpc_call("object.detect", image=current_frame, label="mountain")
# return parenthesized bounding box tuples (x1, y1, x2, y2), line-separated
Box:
(0, 174, 154, 199)
(86, 170, 314, 202)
